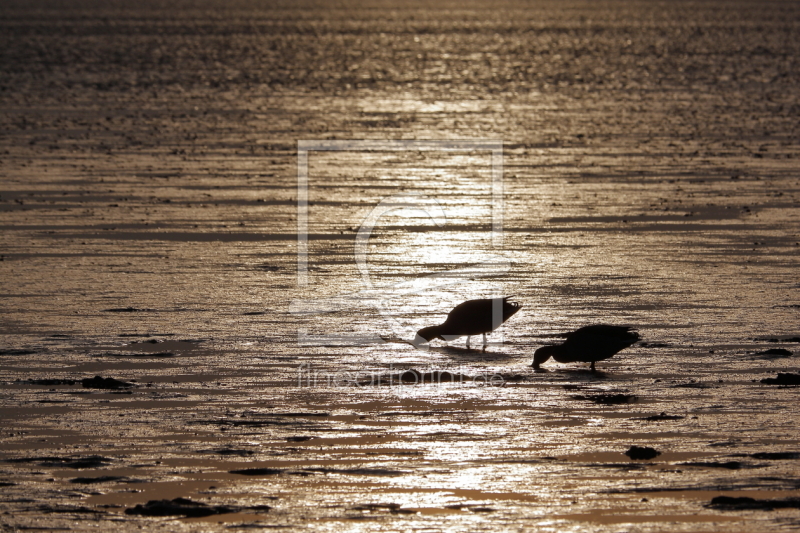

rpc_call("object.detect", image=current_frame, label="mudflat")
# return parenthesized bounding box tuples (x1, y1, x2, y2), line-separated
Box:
(1, 1, 799, 531)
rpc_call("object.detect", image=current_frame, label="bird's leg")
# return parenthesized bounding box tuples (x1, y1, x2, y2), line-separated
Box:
(590, 361, 596, 372)
(466, 336, 471, 349)
(482, 333, 487, 353)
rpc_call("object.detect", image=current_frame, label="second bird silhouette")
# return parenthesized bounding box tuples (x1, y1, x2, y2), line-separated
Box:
(532, 325, 640, 372)
(414, 296, 522, 351)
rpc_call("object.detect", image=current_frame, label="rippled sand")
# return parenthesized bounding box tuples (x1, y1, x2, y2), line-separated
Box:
(1, 1, 800, 531)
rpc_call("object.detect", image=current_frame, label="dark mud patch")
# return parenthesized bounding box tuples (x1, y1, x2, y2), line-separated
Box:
(761, 373, 800, 385)
(118, 333, 176, 338)
(671, 380, 712, 389)
(635, 412, 685, 421)
(125, 497, 269, 518)
(124, 338, 203, 348)
(81, 375, 134, 389)
(445, 504, 496, 512)
(44, 456, 114, 469)
(749, 452, 800, 460)
(351, 503, 413, 514)
(205, 448, 256, 456)
(92, 351, 175, 358)
(287, 435, 316, 442)
(706, 495, 800, 511)
(7, 455, 113, 469)
(230, 468, 285, 476)
(38, 505, 105, 515)
(572, 393, 637, 405)
(70, 475, 128, 484)
(753, 348, 793, 357)
(0, 348, 38, 355)
(584, 463, 646, 471)
(192, 419, 297, 428)
(303, 467, 409, 476)
(638, 342, 671, 348)
(230, 467, 409, 477)
(268, 412, 330, 417)
(625, 446, 661, 460)
(23, 378, 78, 386)
(678, 461, 764, 470)
(378, 411, 451, 417)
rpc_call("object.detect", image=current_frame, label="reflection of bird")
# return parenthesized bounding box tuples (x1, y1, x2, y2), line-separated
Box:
(532, 325, 639, 371)
(414, 296, 522, 351)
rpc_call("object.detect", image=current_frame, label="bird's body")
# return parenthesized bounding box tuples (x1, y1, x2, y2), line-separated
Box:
(414, 296, 522, 350)
(532, 325, 639, 371)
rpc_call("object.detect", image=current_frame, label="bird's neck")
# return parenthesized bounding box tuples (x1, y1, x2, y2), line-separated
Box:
(417, 325, 445, 342)
(533, 345, 560, 365)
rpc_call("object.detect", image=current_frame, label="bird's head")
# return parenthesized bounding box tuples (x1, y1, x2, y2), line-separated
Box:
(532, 345, 558, 369)
(413, 326, 444, 347)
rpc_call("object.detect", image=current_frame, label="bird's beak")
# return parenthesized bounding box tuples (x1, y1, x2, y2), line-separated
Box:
(412, 334, 430, 349)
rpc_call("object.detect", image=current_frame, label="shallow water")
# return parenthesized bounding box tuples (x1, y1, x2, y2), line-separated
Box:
(1, 1, 800, 531)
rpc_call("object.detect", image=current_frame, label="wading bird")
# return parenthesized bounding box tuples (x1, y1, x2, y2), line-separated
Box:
(532, 325, 639, 372)
(413, 296, 522, 351)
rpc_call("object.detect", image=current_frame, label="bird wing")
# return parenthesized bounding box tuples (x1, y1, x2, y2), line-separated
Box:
(562, 324, 637, 340)
(442, 297, 520, 336)
(447, 297, 517, 320)
(557, 325, 639, 360)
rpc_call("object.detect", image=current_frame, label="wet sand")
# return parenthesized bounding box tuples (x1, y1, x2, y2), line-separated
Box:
(1, 1, 800, 531)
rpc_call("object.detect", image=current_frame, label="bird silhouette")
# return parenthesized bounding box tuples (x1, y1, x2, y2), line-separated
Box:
(532, 325, 639, 371)
(414, 296, 522, 351)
